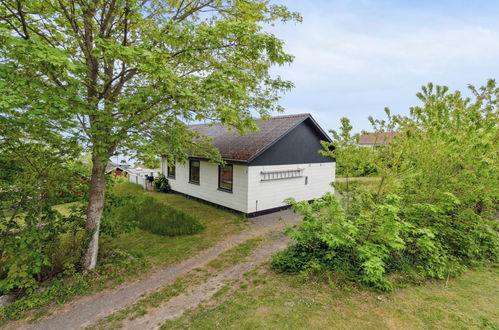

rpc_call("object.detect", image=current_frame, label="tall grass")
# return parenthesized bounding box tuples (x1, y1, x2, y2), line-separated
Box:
(114, 195, 204, 237)
(112, 181, 144, 195)
(138, 198, 204, 236)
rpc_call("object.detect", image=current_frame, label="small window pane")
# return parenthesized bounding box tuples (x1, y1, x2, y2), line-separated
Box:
(219, 164, 233, 191)
(190, 160, 200, 183)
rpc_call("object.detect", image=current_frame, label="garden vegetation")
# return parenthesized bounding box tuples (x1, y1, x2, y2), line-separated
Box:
(0, 0, 299, 272)
(0, 177, 201, 323)
(272, 81, 499, 291)
(109, 192, 204, 237)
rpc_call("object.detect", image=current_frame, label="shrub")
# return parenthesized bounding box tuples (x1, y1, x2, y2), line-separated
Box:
(100, 192, 142, 239)
(0, 248, 147, 323)
(0, 270, 90, 322)
(272, 193, 405, 291)
(275, 81, 499, 291)
(0, 205, 85, 296)
(101, 185, 202, 238)
(153, 173, 171, 193)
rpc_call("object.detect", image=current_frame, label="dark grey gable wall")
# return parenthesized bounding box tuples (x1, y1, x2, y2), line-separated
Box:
(248, 118, 333, 166)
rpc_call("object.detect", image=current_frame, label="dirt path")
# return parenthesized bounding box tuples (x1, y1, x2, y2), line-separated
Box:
(18, 210, 300, 330)
(121, 232, 290, 330)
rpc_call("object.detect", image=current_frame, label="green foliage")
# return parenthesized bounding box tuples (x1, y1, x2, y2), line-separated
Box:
(131, 197, 204, 237)
(0, 248, 147, 323)
(141, 157, 161, 170)
(111, 181, 145, 196)
(154, 173, 171, 193)
(0, 154, 22, 184)
(0, 0, 299, 159)
(0, 205, 86, 296)
(0, 0, 300, 271)
(273, 193, 404, 291)
(275, 80, 499, 291)
(0, 268, 90, 322)
(100, 192, 142, 239)
(0, 137, 87, 296)
(321, 118, 377, 178)
(102, 183, 203, 237)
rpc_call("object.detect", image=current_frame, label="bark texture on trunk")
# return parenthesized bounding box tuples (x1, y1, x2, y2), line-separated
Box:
(83, 156, 107, 270)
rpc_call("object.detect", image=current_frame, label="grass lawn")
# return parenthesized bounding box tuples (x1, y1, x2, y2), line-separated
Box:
(50, 185, 248, 270)
(103, 191, 248, 267)
(0, 188, 247, 326)
(52, 202, 79, 216)
(164, 265, 499, 329)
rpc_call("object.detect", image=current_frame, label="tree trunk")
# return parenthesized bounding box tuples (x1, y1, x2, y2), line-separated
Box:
(83, 156, 107, 270)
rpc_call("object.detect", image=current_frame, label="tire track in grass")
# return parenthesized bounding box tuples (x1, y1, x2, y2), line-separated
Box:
(121, 233, 290, 330)
(19, 210, 300, 330)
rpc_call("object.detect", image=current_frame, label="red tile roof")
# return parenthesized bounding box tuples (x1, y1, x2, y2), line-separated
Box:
(358, 132, 399, 145)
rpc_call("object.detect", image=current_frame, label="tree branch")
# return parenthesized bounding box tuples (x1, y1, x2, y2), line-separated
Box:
(15, 0, 29, 39)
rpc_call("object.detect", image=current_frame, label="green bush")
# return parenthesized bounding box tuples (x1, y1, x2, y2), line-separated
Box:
(335, 146, 377, 177)
(273, 193, 405, 291)
(153, 173, 171, 193)
(100, 192, 142, 239)
(0, 205, 85, 296)
(0, 270, 90, 322)
(0, 248, 146, 324)
(274, 81, 499, 291)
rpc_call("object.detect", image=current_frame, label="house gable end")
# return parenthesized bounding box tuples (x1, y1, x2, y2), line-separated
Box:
(248, 118, 333, 166)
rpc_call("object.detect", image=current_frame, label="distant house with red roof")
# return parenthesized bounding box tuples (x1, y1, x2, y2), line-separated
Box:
(358, 132, 399, 147)
(105, 162, 132, 177)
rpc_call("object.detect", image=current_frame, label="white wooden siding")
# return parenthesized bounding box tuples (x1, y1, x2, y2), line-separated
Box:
(162, 158, 249, 213)
(246, 162, 335, 213)
(160, 158, 167, 176)
(128, 174, 146, 189)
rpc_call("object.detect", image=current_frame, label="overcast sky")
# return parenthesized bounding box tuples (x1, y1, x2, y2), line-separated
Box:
(269, 0, 499, 133)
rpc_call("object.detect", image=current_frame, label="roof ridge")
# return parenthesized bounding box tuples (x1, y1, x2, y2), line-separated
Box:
(187, 113, 310, 128)
(265, 113, 310, 119)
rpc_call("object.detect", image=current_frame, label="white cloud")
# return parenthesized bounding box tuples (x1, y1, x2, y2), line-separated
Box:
(269, 1, 499, 132)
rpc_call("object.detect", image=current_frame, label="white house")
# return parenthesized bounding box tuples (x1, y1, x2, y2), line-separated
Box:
(161, 113, 335, 216)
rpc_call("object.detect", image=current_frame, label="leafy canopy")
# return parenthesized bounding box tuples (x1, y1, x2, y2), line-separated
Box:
(0, 0, 300, 161)
(0, 0, 300, 271)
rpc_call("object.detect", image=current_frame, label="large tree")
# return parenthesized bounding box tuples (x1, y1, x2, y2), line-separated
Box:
(0, 0, 298, 270)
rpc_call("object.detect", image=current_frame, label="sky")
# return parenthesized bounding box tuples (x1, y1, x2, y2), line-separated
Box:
(268, 0, 499, 133)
